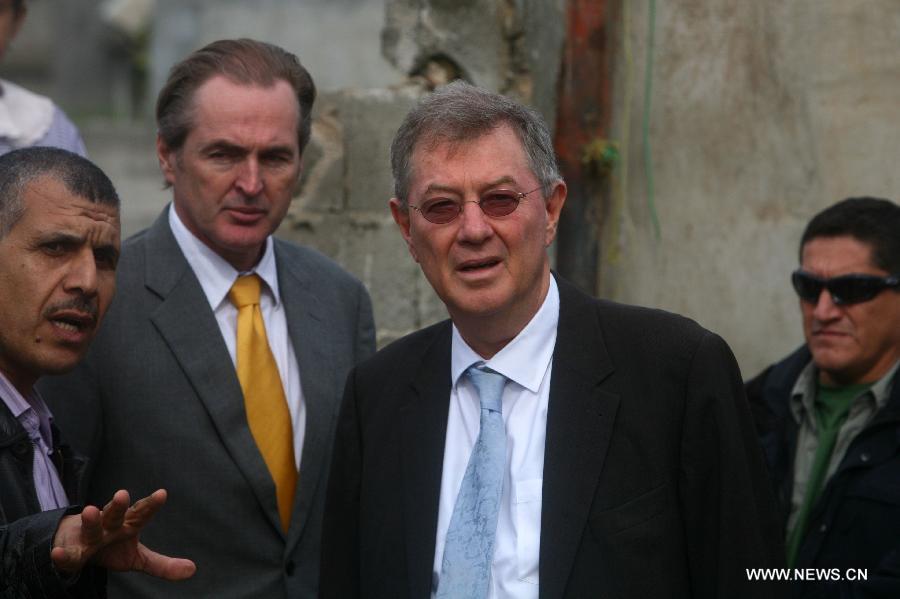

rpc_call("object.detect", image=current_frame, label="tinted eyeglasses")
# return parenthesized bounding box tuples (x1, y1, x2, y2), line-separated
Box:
(408, 186, 544, 225)
(791, 270, 900, 306)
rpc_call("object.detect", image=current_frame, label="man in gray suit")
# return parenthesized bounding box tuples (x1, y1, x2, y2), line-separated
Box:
(40, 39, 375, 598)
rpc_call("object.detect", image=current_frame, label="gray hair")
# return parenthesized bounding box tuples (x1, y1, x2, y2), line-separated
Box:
(390, 81, 562, 205)
(0, 147, 120, 238)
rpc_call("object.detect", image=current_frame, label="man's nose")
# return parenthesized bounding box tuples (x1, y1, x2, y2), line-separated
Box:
(456, 200, 493, 243)
(235, 159, 264, 197)
(64, 249, 99, 296)
(811, 288, 842, 321)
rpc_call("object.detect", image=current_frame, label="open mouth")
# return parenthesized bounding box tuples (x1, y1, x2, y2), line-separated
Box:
(48, 313, 95, 334)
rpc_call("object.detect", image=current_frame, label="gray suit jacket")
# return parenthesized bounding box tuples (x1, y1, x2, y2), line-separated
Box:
(39, 208, 375, 598)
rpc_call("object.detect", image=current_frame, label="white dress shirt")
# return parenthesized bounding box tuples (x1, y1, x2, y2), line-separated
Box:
(169, 206, 306, 470)
(432, 277, 559, 599)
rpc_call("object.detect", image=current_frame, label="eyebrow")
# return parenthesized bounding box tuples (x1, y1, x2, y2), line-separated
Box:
(198, 140, 246, 154)
(37, 231, 85, 245)
(199, 140, 297, 156)
(422, 176, 518, 196)
(37, 232, 120, 255)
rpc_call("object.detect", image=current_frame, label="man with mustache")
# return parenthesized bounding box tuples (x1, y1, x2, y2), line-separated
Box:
(0, 147, 195, 597)
(40, 39, 375, 598)
(748, 197, 900, 597)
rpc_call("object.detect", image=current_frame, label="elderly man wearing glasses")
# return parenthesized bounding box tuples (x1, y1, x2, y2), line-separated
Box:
(320, 81, 786, 599)
(747, 197, 900, 598)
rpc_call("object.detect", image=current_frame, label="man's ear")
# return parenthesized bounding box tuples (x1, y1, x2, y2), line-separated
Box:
(389, 197, 419, 263)
(543, 180, 567, 247)
(156, 135, 177, 186)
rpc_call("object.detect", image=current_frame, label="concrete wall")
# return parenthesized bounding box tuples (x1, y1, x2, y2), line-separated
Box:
(283, 85, 444, 347)
(601, 0, 900, 378)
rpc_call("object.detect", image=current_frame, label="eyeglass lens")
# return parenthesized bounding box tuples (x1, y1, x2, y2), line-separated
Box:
(419, 190, 521, 224)
(791, 271, 898, 305)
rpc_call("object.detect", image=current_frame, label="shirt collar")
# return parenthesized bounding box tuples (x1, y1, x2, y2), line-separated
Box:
(451, 275, 559, 393)
(870, 359, 899, 410)
(789, 361, 817, 423)
(0, 369, 54, 443)
(168, 203, 280, 309)
(789, 358, 899, 423)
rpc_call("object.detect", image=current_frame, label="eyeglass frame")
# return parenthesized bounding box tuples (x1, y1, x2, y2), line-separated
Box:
(407, 185, 546, 224)
(790, 269, 900, 306)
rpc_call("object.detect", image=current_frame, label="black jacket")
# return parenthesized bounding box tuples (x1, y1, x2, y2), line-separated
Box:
(747, 347, 900, 598)
(0, 400, 103, 598)
(322, 276, 786, 599)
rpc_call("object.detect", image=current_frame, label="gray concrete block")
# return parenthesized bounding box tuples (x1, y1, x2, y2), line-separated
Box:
(295, 108, 346, 214)
(280, 208, 433, 347)
(329, 86, 424, 211)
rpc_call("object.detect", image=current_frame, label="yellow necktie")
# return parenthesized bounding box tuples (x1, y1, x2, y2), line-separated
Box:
(229, 274, 297, 531)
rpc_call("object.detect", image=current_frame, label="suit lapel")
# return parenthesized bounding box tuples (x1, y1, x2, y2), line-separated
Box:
(540, 278, 619, 599)
(144, 210, 285, 536)
(274, 241, 338, 550)
(401, 323, 453, 599)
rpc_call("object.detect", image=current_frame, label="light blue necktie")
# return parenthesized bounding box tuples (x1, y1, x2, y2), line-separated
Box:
(436, 365, 508, 599)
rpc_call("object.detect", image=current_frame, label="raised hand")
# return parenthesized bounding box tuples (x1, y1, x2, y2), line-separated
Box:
(51, 489, 196, 580)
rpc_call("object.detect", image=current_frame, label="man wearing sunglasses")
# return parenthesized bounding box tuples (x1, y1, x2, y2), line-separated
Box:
(321, 81, 785, 599)
(748, 197, 900, 597)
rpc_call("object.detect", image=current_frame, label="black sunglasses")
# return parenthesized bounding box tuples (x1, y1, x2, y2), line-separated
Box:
(791, 270, 900, 306)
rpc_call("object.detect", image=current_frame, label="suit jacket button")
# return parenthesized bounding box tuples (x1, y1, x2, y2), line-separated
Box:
(860, 452, 871, 463)
(819, 523, 828, 533)
(285, 560, 295, 576)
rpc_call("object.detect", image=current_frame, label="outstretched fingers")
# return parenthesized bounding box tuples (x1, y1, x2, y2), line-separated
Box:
(134, 543, 197, 581)
(122, 489, 168, 530)
(99, 490, 131, 533)
(52, 488, 195, 581)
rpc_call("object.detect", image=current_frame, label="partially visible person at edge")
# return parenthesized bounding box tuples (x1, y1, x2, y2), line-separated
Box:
(747, 197, 900, 598)
(0, 1, 86, 156)
(38, 39, 375, 598)
(320, 80, 786, 599)
(0, 147, 195, 598)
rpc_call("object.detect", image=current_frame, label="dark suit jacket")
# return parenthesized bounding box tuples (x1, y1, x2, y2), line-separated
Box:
(39, 208, 375, 598)
(0, 400, 103, 598)
(321, 276, 785, 599)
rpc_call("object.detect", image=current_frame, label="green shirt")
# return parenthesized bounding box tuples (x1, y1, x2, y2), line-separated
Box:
(785, 360, 898, 566)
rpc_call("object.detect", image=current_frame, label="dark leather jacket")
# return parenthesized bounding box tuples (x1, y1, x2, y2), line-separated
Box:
(0, 401, 102, 598)
(747, 346, 900, 598)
